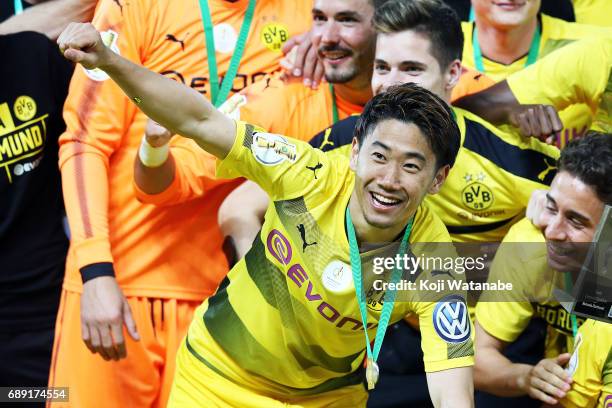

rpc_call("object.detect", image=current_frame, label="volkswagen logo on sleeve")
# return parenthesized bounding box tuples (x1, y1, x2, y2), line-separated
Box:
(433, 295, 471, 343)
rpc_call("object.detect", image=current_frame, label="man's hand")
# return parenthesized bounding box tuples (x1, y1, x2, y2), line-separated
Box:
(280, 30, 324, 89)
(518, 354, 572, 405)
(80, 276, 140, 361)
(145, 119, 172, 147)
(526, 189, 548, 229)
(508, 104, 563, 144)
(57, 22, 111, 69)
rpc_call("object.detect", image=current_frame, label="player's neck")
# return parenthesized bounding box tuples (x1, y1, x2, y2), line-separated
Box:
(474, 17, 538, 65)
(347, 194, 410, 249)
(333, 77, 373, 108)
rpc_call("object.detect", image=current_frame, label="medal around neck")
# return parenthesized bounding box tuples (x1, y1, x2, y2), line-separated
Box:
(345, 208, 413, 391)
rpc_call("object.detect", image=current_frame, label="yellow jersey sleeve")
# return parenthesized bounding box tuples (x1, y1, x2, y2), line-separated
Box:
(507, 38, 612, 128)
(217, 121, 338, 201)
(408, 205, 475, 372)
(415, 296, 475, 372)
(562, 320, 612, 408)
(475, 279, 534, 343)
(475, 219, 545, 342)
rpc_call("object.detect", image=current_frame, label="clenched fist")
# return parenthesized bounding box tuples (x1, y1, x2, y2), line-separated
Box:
(57, 22, 112, 70)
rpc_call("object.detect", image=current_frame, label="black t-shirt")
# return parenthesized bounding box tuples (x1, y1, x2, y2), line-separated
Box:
(0, 31, 73, 330)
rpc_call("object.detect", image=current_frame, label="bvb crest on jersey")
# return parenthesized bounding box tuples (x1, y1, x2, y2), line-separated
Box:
(461, 172, 493, 211)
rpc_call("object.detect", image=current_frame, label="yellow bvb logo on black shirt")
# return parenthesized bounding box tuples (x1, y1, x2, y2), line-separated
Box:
(0, 97, 47, 183)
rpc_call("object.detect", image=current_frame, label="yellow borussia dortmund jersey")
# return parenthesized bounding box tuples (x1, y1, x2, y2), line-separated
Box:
(508, 37, 612, 134)
(476, 219, 585, 357)
(563, 319, 612, 408)
(462, 14, 612, 146)
(573, 0, 612, 27)
(183, 122, 474, 397)
(310, 108, 559, 243)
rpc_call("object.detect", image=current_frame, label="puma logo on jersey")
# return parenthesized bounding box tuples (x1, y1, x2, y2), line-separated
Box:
(297, 224, 317, 251)
(165, 34, 188, 51)
(538, 158, 557, 181)
(306, 162, 323, 179)
(319, 127, 335, 150)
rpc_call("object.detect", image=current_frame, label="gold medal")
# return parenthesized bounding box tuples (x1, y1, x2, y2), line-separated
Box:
(365, 358, 379, 390)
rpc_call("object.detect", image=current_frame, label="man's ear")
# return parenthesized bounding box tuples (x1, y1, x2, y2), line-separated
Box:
(445, 59, 462, 92)
(429, 165, 450, 194)
(350, 137, 360, 171)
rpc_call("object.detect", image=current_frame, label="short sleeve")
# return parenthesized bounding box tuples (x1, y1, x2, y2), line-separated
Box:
(415, 294, 475, 373)
(475, 239, 535, 343)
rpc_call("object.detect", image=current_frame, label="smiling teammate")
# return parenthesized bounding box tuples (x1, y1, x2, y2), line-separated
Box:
(306, 1, 557, 406)
(57, 20, 476, 406)
(475, 133, 612, 405)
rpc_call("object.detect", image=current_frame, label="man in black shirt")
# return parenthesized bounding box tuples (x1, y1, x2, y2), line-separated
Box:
(0, 30, 73, 393)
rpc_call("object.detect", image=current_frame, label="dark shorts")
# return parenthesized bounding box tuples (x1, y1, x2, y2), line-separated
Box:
(0, 326, 55, 408)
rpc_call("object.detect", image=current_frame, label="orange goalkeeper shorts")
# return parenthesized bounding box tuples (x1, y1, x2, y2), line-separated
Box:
(47, 289, 199, 408)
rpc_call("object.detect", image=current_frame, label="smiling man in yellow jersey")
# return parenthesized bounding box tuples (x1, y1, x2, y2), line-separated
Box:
(310, 3, 554, 406)
(562, 319, 612, 408)
(311, 0, 559, 244)
(475, 133, 612, 405)
(58, 19, 479, 406)
(462, 0, 611, 147)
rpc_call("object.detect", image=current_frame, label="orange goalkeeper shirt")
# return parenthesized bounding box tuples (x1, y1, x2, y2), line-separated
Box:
(228, 78, 364, 141)
(60, 0, 311, 299)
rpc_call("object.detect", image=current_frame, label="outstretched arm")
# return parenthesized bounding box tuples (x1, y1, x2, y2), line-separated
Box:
(58, 22, 235, 158)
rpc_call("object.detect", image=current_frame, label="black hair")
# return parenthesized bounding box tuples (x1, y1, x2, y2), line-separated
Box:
(373, 0, 463, 69)
(558, 131, 612, 205)
(354, 82, 460, 169)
